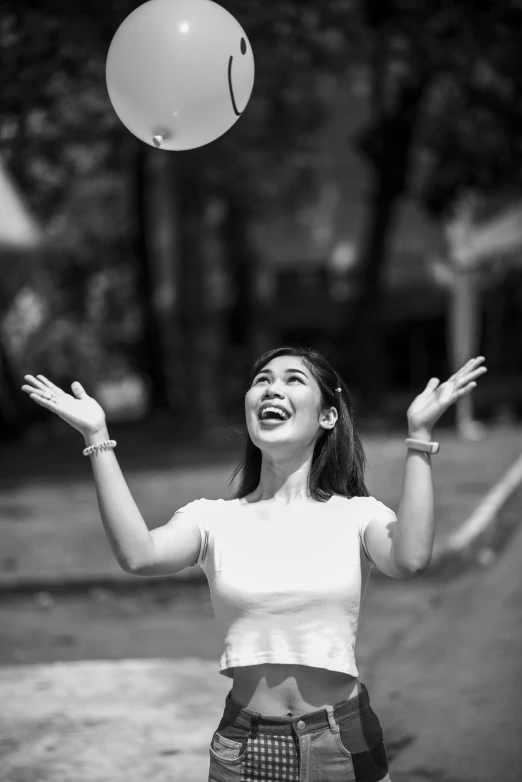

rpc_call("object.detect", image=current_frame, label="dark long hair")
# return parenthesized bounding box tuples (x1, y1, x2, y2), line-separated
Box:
(228, 345, 369, 501)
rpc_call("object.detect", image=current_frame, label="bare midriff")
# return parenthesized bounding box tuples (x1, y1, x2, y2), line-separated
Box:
(230, 663, 361, 717)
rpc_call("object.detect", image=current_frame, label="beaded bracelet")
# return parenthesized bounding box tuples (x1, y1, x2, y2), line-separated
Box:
(82, 439, 117, 457)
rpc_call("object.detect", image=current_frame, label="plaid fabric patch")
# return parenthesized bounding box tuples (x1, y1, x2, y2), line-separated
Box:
(240, 733, 299, 782)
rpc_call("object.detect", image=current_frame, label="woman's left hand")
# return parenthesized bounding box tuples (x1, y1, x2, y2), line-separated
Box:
(407, 356, 488, 434)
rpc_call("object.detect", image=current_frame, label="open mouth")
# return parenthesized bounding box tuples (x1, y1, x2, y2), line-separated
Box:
(258, 406, 291, 423)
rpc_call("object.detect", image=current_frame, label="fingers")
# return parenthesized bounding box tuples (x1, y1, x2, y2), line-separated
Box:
(456, 381, 477, 397)
(459, 356, 486, 373)
(467, 366, 487, 381)
(23, 374, 49, 392)
(23, 374, 63, 396)
(71, 381, 87, 398)
(452, 357, 487, 384)
(458, 358, 487, 382)
(22, 376, 60, 404)
(22, 375, 85, 401)
(26, 392, 57, 410)
(452, 356, 486, 398)
(21, 383, 50, 399)
(35, 375, 64, 395)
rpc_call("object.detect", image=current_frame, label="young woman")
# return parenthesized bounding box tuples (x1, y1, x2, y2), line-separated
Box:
(21, 346, 487, 782)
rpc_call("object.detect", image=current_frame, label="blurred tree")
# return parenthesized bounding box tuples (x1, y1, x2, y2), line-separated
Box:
(4, 0, 522, 431)
(181, 1, 359, 419)
(345, 0, 522, 416)
(0, 153, 42, 436)
(0, 1, 358, 428)
(416, 10, 522, 437)
(133, 143, 184, 413)
(0, 1, 137, 429)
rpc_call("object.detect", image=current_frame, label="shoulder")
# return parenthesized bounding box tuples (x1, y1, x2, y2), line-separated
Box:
(328, 494, 371, 507)
(330, 494, 396, 518)
(175, 497, 229, 520)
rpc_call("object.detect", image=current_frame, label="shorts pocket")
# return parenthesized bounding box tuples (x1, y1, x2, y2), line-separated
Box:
(210, 731, 247, 762)
(337, 707, 389, 781)
(209, 731, 248, 782)
(349, 742, 389, 781)
(338, 706, 384, 750)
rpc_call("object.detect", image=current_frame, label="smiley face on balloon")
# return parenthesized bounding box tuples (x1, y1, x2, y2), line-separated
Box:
(229, 36, 249, 117)
(106, 0, 255, 151)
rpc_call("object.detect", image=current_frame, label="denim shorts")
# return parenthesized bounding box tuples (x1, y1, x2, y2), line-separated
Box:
(207, 682, 391, 782)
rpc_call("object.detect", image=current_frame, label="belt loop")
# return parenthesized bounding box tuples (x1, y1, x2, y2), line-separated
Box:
(249, 712, 260, 740)
(325, 705, 339, 734)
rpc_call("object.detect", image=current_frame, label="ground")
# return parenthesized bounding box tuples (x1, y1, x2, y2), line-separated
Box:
(1, 416, 521, 780)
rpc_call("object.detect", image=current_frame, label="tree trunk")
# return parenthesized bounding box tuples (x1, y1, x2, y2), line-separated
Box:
(0, 337, 30, 439)
(351, 183, 399, 415)
(222, 195, 273, 365)
(223, 197, 253, 347)
(353, 60, 428, 415)
(445, 196, 486, 440)
(447, 267, 484, 439)
(177, 161, 226, 430)
(134, 144, 184, 412)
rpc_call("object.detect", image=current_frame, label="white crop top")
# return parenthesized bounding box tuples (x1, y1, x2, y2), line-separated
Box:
(176, 494, 397, 679)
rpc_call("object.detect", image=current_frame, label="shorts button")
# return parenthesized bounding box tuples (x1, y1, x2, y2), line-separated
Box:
(297, 720, 306, 729)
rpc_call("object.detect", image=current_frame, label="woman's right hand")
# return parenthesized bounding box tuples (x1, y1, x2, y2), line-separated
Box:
(21, 374, 107, 438)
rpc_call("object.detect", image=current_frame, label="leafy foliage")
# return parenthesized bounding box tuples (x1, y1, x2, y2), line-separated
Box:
(0, 0, 363, 418)
(351, 0, 522, 215)
(1, 1, 359, 221)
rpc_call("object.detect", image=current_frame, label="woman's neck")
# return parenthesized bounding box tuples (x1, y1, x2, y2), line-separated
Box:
(250, 452, 314, 504)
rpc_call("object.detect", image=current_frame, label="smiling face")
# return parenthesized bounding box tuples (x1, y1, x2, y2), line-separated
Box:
(228, 36, 250, 115)
(245, 355, 338, 456)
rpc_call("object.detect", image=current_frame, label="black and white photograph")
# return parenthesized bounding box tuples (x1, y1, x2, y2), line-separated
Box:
(1, 1, 522, 780)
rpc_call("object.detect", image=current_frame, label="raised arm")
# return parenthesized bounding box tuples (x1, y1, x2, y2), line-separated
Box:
(364, 357, 488, 578)
(21, 375, 201, 575)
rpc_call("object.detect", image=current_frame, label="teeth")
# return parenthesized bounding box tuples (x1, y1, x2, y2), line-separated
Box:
(260, 406, 289, 421)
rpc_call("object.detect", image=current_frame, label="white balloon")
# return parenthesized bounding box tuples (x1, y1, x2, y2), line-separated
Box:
(106, 0, 255, 150)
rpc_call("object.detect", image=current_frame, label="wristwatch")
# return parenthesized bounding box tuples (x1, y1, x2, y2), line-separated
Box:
(405, 438, 440, 454)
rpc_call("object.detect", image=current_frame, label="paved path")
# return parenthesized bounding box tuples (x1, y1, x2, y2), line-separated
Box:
(2, 492, 521, 782)
(2, 425, 522, 780)
(372, 489, 522, 782)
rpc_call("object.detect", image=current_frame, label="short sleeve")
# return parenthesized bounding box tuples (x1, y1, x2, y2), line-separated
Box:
(359, 497, 397, 567)
(175, 498, 212, 570)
